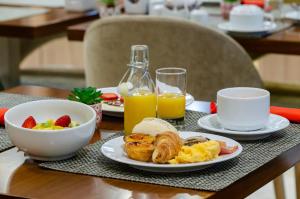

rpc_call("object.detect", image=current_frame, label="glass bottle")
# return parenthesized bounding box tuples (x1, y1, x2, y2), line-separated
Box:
(118, 45, 156, 135)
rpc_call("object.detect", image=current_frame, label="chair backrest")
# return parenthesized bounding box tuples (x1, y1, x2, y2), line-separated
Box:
(84, 16, 263, 101)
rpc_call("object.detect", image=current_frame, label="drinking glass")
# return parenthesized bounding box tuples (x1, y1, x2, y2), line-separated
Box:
(156, 67, 187, 126)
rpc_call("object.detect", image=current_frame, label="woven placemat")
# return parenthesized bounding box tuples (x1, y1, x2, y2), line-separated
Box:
(0, 93, 50, 152)
(40, 111, 300, 191)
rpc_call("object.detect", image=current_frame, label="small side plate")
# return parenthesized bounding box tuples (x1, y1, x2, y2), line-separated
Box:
(197, 114, 290, 141)
(218, 21, 277, 33)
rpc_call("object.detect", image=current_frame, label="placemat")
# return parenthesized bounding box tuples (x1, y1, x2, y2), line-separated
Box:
(0, 6, 48, 22)
(0, 93, 50, 152)
(40, 111, 300, 191)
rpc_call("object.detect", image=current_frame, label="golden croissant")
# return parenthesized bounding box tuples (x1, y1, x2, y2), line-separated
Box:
(152, 131, 182, 164)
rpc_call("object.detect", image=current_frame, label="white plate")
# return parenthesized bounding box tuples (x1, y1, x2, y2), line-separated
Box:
(98, 87, 195, 117)
(101, 131, 242, 173)
(217, 21, 277, 33)
(285, 11, 300, 21)
(197, 114, 290, 141)
(100, 87, 124, 117)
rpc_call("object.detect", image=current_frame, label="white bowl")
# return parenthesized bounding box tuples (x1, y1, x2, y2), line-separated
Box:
(4, 99, 96, 161)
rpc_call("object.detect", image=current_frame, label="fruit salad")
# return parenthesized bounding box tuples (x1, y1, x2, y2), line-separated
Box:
(22, 115, 79, 130)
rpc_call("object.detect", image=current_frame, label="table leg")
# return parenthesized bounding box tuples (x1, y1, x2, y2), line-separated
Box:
(274, 175, 285, 199)
(0, 37, 21, 88)
(295, 163, 300, 199)
(0, 33, 66, 89)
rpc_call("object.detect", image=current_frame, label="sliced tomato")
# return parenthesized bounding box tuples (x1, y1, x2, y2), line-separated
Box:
(120, 96, 124, 103)
(217, 141, 238, 155)
(101, 93, 118, 101)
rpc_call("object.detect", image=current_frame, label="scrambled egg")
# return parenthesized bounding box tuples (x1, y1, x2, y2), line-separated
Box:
(169, 140, 221, 164)
(33, 119, 64, 130)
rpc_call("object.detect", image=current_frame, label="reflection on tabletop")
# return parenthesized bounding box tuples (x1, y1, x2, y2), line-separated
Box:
(0, 148, 26, 193)
(1, 148, 211, 199)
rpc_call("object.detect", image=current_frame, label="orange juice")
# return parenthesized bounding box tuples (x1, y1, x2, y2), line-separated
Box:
(157, 93, 185, 119)
(124, 92, 156, 135)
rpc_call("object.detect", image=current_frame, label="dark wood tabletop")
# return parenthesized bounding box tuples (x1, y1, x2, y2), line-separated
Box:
(0, 8, 99, 38)
(235, 26, 300, 55)
(0, 85, 297, 199)
(67, 20, 300, 56)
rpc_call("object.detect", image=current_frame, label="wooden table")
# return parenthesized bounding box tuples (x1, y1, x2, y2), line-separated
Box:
(0, 6, 98, 88)
(0, 85, 296, 199)
(67, 20, 300, 56)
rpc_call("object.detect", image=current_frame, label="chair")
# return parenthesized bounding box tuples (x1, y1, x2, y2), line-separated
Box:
(84, 16, 263, 101)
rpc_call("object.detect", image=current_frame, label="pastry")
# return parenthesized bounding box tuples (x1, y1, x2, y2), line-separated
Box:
(124, 133, 155, 162)
(124, 133, 155, 144)
(124, 119, 182, 163)
(125, 142, 155, 162)
(152, 131, 182, 164)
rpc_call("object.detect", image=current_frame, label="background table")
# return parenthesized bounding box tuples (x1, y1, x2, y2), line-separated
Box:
(0, 85, 296, 199)
(67, 20, 300, 56)
(0, 6, 98, 89)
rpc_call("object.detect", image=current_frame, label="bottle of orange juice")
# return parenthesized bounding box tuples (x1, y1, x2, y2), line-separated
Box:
(118, 45, 156, 135)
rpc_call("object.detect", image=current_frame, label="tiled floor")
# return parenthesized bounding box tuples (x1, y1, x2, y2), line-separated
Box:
(247, 168, 296, 199)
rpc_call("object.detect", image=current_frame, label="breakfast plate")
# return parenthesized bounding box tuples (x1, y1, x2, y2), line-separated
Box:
(285, 11, 300, 21)
(101, 131, 242, 173)
(98, 87, 195, 117)
(217, 21, 277, 33)
(197, 114, 290, 141)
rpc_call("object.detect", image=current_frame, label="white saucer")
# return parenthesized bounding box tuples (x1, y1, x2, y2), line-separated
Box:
(101, 131, 242, 173)
(98, 87, 195, 117)
(197, 114, 290, 141)
(218, 21, 277, 33)
(285, 11, 300, 21)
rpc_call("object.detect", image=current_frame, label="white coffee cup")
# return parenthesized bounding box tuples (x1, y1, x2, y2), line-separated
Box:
(229, 5, 271, 30)
(124, 0, 148, 14)
(217, 87, 270, 131)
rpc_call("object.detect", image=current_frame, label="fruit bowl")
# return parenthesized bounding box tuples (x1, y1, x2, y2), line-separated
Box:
(4, 99, 96, 161)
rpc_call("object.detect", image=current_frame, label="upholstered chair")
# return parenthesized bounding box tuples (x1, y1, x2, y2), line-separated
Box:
(84, 16, 263, 101)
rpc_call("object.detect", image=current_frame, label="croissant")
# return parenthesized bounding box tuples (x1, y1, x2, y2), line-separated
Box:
(152, 131, 182, 164)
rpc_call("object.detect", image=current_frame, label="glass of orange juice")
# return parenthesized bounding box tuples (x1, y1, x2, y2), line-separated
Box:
(156, 68, 187, 126)
(120, 45, 157, 135)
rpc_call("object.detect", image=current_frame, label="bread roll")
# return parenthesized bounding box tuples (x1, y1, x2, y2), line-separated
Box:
(132, 118, 178, 136)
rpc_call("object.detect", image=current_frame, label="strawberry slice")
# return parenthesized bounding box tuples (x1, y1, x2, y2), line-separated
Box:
(55, 115, 71, 127)
(217, 141, 238, 155)
(0, 108, 8, 126)
(101, 93, 118, 101)
(22, 116, 37, 129)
